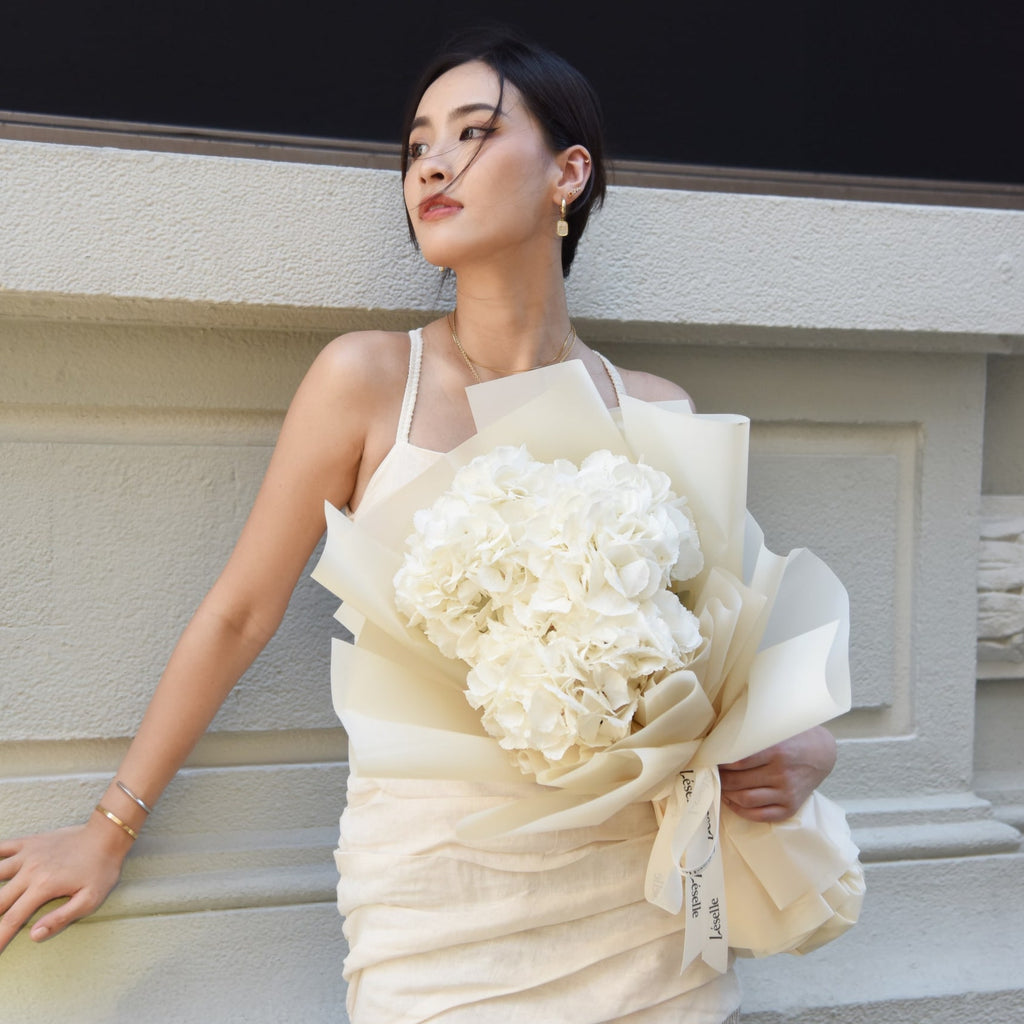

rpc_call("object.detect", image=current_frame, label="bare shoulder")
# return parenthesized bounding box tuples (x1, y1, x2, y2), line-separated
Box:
(266, 329, 413, 510)
(295, 329, 407, 409)
(617, 366, 696, 411)
(282, 328, 412, 444)
(315, 329, 410, 383)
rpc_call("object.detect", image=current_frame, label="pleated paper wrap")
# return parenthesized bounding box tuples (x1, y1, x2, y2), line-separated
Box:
(312, 360, 864, 974)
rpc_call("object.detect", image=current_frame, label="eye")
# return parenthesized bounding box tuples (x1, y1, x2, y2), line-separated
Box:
(460, 125, 493, 142)
(407, 140, 429, 160)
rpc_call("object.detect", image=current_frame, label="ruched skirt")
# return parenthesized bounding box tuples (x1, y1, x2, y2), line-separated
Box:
(336, 776, 741, 1023)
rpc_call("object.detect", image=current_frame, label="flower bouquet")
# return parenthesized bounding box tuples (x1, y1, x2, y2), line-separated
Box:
(313, 360, 864, 974)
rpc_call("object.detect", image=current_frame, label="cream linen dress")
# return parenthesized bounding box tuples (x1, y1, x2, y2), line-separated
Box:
(335, 330, 742, 1023)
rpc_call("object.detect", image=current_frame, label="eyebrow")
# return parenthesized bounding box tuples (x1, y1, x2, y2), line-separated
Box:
(410, 103, 501, 132)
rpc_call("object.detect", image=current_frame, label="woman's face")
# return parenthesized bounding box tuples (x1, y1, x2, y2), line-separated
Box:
(403, 60, 562, 270)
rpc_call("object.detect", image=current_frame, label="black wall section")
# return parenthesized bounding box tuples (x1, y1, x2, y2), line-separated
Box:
(3, 0, 1022, 184)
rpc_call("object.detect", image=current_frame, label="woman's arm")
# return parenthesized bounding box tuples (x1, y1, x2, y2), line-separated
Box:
(0, 332, 389, 952)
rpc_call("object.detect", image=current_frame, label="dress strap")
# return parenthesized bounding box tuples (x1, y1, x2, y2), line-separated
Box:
(597, 352, 627, 407)
(396, 329, 424, 444)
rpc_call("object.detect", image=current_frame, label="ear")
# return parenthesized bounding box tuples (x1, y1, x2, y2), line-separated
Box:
(554, 145, 592, 205)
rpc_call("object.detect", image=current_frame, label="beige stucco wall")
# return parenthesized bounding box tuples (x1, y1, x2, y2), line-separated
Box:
(1, 137, 1023, 1022)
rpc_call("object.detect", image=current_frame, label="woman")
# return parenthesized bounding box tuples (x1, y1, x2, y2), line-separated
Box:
(0, 27, 838, 1022)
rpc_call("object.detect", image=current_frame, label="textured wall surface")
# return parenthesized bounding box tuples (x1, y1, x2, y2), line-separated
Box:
(1, 137, 1023, 1023)
(1, 138, 1022, 336)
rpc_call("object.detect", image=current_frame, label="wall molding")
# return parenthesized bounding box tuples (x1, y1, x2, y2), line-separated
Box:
(3, 109, 1022, 211)
(843, 792, 1022, 862)
(89, 832, 340, 921)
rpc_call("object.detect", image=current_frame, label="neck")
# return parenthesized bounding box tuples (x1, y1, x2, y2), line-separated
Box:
(448, 253, 573, 374)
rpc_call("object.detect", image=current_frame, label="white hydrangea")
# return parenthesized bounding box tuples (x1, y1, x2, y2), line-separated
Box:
(394, 445, 705, 778)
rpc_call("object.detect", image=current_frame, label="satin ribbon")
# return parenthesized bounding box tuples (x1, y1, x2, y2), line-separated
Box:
(646, 767, 729, 974)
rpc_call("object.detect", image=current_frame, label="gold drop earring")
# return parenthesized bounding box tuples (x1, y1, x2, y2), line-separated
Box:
(556, 189, 578, 238)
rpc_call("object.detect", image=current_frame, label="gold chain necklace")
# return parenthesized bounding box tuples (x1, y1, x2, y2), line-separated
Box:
(447, 311, 577, 384)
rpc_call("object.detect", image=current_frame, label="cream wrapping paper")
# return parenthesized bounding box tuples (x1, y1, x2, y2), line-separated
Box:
(312, 360, 864, 973)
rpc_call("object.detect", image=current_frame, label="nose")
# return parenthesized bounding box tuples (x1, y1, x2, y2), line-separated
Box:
(417, 146, 451, 184)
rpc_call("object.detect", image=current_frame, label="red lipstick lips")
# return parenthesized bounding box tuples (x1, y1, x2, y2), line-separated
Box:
(419, 194, 462, 220)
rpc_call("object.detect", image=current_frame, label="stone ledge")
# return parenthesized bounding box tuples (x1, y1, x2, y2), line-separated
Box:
(737, 853, 1024, 1024)
(4, 138, 1023, 338)
(741, 989, 1024, 1024)
(990, 802, 1024, 833)
(3, 289, 1021, 354)
(842, 791, 1022, 861)
(16, 828, 342, 927)
(853, 819, 1021, 862)
(91, 861, 338, 921)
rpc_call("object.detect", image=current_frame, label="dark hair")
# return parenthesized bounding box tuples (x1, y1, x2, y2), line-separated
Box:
(400, 26, 607, 278)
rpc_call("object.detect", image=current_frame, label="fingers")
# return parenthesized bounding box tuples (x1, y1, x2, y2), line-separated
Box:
(718, 729, 836, 824)
(720, 767, 795, 822)
(719, 763, 785, 796)
(0, 884, 36, 954)
(0, 881, 97, 953)
(721, 783, 777, 807)
(0, 851, 22, 883)
(720, 766, 811, 821)
(722, 796, 791, 823)
(0, 853, 87, 953)
(0, 838, 25, 858)
(0, 839, 27, 880)
(0, 875, 27, 918)
(30, 889, 96, 942)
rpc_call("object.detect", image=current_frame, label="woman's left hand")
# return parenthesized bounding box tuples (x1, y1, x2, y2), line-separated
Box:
(719, 725, 837, 823)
